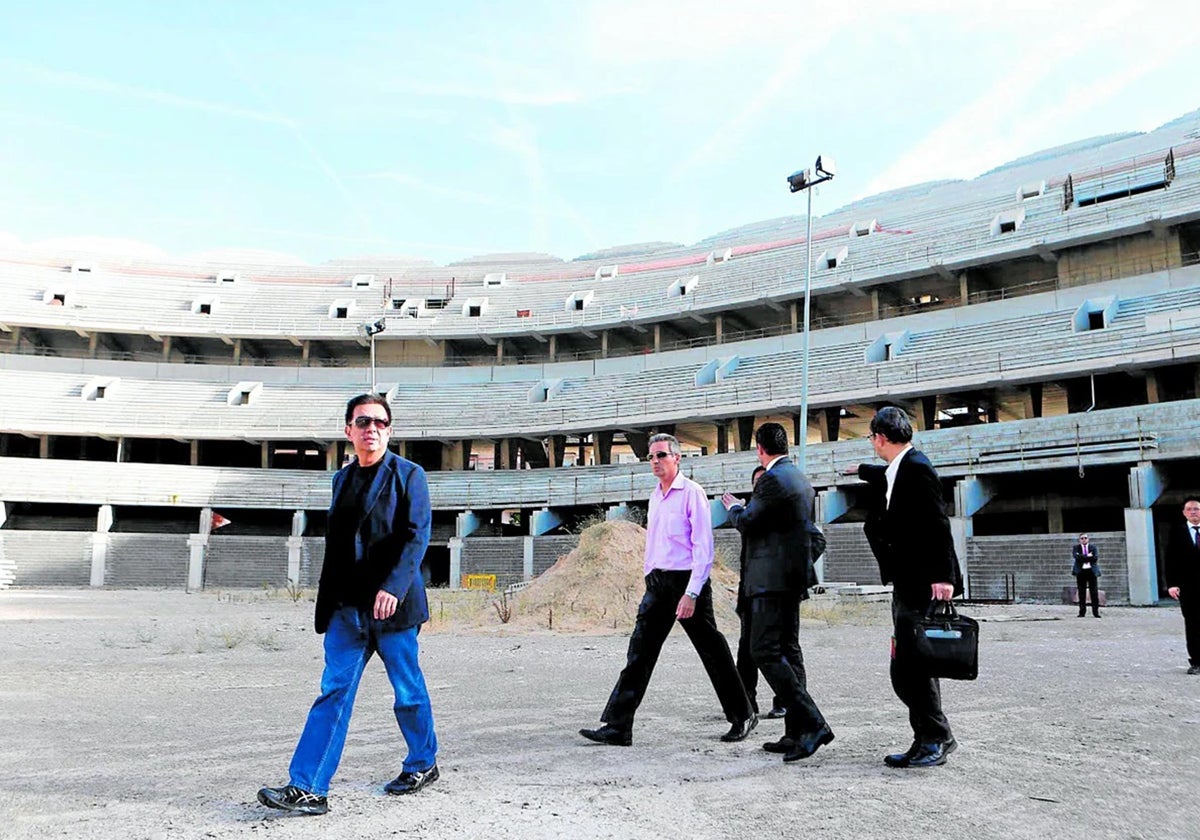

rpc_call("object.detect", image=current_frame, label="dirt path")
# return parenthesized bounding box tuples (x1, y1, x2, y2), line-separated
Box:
(1, 589, 1197, 840)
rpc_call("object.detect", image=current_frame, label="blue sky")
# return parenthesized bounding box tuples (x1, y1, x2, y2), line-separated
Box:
(3, 1, 1199, 266)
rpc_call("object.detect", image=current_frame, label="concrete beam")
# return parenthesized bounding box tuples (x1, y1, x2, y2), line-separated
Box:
(456, 510, 480, 538)
(530, 507, 562, 536)
(1124, 507, 1159, 605)
(1128, 462, 1166, 509)
(448, 537, 463, 590)
(816, 489, 851, 524)
(954, 476, 997, 518)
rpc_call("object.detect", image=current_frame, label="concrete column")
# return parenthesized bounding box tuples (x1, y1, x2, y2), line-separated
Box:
(186, 535, 207, 592)
(523, 536, 535, 581)
(190, 440, 200, 466)
(594, 431, 613, 465)
(90, 504, 114, 587)
(326, 446, 339, 471)
(601, 330, 609, 359)
(958, 271, 969, 304)
(948, 516, 972, 596)
(286, 536, 303, 585)
(88, 333, 99, 358)
(162, 335, 173, 361)
(39, 435, 49, 458)
(448, 537, 463, 590)
(819, 407, 840, 443)
(530, 508, 562, 536)
(199, 507, 214, 536)
(735, 416, 755, 452)
(301, 340, 311, 364)
(1046, 496, 1064, 533)
(790, 301, 799, 333)
(1146, 371, 1164, 404)
(261, 442, 270, 469)
(496, 338, 504, 363)
(870, 289, 880, 320)
(715, 314, 724, 344)
(1126, 462, 1166, 605)
(715, 423, 729, 454)
(653, 324, 661, 352)
(546, 435, 566, 468)
(232, 338, 243, 364)
(548, 335, 557, 361)
(1022, 384, 1043, 419)
(494, 439, 513, 470)
(456, 510, 480, 538)
(1124, 508, 1158, 605)
(0, 501, 8, 528)
(442, 440, 467, 470)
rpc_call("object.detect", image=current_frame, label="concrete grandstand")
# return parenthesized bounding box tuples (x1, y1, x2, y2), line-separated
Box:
(4, 109, 1200, 603)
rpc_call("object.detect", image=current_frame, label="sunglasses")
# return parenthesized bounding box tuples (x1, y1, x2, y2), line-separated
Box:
(352, 416, 391, 430)
(649, 451, 675, 461)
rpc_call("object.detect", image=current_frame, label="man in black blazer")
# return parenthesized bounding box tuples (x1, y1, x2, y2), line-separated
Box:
(258, 394, 439, 816)
(1071, 534, 1101, 618)
(856, 407, 962, 769)
(722, 423, 833, 763)
(1165, 497, 1200, 675)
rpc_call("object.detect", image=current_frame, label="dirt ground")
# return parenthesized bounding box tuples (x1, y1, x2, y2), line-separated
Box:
(2, 588, 1198, 840)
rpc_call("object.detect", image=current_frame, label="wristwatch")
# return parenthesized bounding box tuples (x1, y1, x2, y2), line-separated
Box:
(686, 590, 700, 600)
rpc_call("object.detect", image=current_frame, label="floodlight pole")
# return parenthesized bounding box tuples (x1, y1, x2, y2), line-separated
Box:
(789, 160, 834, 474)
(365, 319, 387, 394)
(370, 330, 377, 394)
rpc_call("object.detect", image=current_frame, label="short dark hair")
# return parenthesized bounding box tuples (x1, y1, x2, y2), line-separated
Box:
(751, 465, 766, 482)
(345, 393, 392, 425)
(869, 406, 913, 444)
(754, 422, 789, 456)
(1184, 496, 1200, 508)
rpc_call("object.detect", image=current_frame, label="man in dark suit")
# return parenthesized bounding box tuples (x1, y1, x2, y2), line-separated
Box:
(1071, 534, 1101, 618)
(258, 394, 438, 816)
(734, 465, 791, 720)
(1165, 497, 1200, 675)
(856, 406, 962, 769)
(722, 422, 833, 763)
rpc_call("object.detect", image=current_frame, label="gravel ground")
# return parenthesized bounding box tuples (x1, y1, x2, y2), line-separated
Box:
(1, 589, 1197, 840)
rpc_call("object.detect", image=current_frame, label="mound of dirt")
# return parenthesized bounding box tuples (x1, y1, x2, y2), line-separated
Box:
(498, 519, 740, 633)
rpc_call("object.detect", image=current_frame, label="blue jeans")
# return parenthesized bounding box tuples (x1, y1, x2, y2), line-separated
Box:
(288, 607, 437, 795)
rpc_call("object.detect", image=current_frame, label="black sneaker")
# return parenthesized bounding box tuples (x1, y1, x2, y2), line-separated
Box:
(257, 784, 328, 816)
(384, 764, 440, 795)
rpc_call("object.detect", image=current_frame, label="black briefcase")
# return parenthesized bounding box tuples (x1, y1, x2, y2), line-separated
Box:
(908, 600, 979, 681)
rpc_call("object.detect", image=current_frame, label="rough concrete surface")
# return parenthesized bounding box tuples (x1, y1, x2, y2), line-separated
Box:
(1, 589, 1197, 840)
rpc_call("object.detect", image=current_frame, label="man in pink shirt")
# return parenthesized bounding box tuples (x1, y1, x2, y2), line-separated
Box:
(580, 433, 756, 746)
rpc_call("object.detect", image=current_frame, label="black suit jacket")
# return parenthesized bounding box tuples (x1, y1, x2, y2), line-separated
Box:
(859, 448, 961, 605)
(1165, 522, 1200, 592)
(315, 450, 432, 634)
(728, 459, 816, 598)
(1071, 544, 1100, 577)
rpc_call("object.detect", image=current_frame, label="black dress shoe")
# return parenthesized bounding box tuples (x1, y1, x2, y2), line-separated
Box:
(579, 724, 632, 746)
(765, 706, 788, 719)
(783, 725, 834, 762)
(721, 713, 759, 742)
(762, 737, 794, 754)
(1187, 664, 1200, 675)
(886, 737, 957, 768)
(384, 764, 439, 795)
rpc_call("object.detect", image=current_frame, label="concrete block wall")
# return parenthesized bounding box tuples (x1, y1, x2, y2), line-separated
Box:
(822, 523, 880, 585)
(299, 538, 325, 587)
(204, 536, 289, 588)
(4, 531, 91, 586)
(461, 536, 525, 589)
(105, 534, 189, 587)
(533, 535, 580, 576)
(966, 532, 1129, 603)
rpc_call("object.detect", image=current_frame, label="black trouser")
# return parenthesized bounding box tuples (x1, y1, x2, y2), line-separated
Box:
(891, 597, 952, 744)
(736, 594, 804, 713)
(1076, 571, 1100, 616)
(601, 570, 752, 730)
(1181, 589, 1200, 666)
(749, 593, 826, 737)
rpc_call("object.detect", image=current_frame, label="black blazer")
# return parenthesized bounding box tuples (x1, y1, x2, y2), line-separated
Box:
(859, 449, 961, 605)
(1071, 543, 1100, 577)
(728, 459, 816, 598)
(315, 450, 432, 634)
(1165, 522, 1200, 592)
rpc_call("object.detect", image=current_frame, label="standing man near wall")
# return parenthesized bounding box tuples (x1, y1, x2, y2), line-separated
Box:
(722, 422, 833, 763)
(1071, 534, 1102, 618)
(854, 406, 962, 768)
(1165, 497, 1200, 675)
(580, 433, 756, 746)
(258, 394, 438, 816)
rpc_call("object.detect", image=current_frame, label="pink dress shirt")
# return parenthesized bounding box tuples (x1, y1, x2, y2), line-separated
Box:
(645, 472, 714, 595)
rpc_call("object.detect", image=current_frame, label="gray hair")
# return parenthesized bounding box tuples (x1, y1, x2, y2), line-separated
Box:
(647, 432, 681, 455)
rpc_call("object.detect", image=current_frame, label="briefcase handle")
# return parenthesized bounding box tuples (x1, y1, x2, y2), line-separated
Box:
(924, 599, 960, 622)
